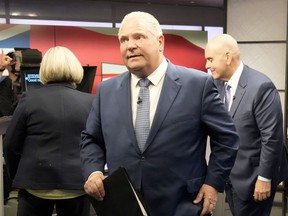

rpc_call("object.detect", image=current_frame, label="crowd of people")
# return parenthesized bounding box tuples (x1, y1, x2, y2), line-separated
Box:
(1, 11, 287, 216)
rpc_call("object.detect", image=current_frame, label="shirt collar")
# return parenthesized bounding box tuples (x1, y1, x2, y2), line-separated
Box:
(227, 61, 244, 89)
(0, 76, 6, 83)
(131, 58, 168, 87)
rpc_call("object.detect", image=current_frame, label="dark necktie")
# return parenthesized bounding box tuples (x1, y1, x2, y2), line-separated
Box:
(135, 78, 150, 152)
(224, 83, 231, 110)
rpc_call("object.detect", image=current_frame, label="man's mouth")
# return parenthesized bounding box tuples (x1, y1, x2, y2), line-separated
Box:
(127, 54, 142, 59)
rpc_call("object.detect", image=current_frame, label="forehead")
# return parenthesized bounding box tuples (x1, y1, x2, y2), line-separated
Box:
(205, 44, 223, 57)
(204, 46, 214, 58)
(118, 19, 151, 36)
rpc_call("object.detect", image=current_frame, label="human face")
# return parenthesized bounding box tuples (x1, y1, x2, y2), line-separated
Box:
(118, 19, 164, 78)
(205, 45, 230, 81)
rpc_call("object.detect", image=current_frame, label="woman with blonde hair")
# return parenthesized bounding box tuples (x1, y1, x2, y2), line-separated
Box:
(4, 46, 94, 216)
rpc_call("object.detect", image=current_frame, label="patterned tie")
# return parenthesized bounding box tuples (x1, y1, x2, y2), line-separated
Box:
(135, 78, 150, 152)
(224, 83, 231, 110)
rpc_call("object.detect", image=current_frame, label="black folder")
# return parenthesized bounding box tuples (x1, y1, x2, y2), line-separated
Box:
(89, 167, 149, 216)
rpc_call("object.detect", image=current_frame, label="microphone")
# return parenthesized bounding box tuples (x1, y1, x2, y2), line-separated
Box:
(137, 97, 142, 104)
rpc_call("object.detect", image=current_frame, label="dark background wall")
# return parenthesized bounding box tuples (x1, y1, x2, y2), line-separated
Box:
(0, 0, 226, 27)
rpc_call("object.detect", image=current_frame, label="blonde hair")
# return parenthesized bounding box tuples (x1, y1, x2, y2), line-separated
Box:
(40, 46, 83, 85)
(119, 11, 163, 37)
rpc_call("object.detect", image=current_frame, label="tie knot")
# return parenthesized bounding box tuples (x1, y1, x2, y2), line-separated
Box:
(225, 83, 231, 91)
(139, 78, 150, 88)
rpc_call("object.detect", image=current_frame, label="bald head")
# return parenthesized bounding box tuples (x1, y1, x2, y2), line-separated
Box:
(207, 34, 240, 58)
(205, 34, 241, 81)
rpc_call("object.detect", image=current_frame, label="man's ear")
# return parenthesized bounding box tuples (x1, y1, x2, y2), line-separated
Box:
(159, 35, 165, 52)
(226, 52, 232, 65)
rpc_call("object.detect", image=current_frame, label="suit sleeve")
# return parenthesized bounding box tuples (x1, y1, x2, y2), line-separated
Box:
(3, 93, 27, 179)
(201, 76, 239, 192)
(80, 84, 106, 180)
(254, 82, 283, 179)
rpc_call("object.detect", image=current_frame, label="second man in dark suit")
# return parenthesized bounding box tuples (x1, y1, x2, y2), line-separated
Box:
(205, 33, 288, 216)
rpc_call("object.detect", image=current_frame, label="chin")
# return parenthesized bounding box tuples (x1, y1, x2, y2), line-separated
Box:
(127, 64, 142, 72)
(211, 73, 219, 80)
(211, 74, 218, 80)
(130, 69, 148, 78)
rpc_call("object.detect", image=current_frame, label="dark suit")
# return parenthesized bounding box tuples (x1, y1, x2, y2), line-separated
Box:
(80, 61, 239, 216)
(4, 82, 94, 215)
(4, 82, 94, 188)
(215, 65, 288, 215)
(0, 77, 16, 116)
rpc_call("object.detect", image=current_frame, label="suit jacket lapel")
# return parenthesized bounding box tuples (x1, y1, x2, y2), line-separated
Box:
(230, 66, 248, 117)
(117, 63, 182, 153)
(116, 73, 139, 149)
(215, 79, 225, 101)
(144, 63, 181, 152)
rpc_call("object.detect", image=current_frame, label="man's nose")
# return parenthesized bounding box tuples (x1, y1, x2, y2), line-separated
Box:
(205, 61, 210, 70)
(128, 39, 137, 50)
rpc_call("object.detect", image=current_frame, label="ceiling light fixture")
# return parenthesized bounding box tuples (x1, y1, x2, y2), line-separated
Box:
(27, 13, 37, 17)
(11, 12, 21, 16)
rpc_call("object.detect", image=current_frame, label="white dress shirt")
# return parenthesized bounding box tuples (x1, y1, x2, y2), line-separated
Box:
(226, 62, 243, 111)
(131, 58, 167, 128)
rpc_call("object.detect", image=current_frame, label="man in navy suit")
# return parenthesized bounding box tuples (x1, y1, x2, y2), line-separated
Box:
(80, 12, 239, 216)
(205, 34, 288, 216)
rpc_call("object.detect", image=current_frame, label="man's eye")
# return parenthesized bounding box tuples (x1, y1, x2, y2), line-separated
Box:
(136, 35, 144, 40)
(120, 39, 128, 43)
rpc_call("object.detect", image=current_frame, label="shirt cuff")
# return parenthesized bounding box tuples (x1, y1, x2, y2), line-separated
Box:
(258, 176, 271, 182)
(87, 171, 103, 180)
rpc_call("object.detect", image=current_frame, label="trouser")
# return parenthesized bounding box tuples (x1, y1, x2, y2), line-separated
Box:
(17, 189, 90, 216)
(3, 164, 13, 204)
(225, 181, 276, 216)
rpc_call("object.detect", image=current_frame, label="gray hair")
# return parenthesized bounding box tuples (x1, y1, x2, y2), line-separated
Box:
(119, 11, 163, 37)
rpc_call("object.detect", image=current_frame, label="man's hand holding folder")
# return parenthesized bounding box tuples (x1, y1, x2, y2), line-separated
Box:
(84, 171, 106, 201)
(86, 167, 149, 216)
